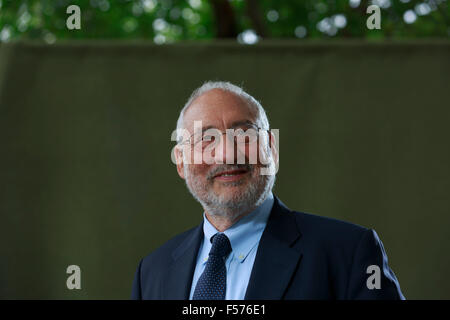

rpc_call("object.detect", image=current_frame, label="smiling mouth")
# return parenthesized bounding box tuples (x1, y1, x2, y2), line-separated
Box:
(213, 169, 249, 182)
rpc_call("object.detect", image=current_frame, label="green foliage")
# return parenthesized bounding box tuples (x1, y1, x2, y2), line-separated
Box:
(0, 0, 448, 43)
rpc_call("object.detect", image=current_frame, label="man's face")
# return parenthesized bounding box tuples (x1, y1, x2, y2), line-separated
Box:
(175, 89, 277, 219)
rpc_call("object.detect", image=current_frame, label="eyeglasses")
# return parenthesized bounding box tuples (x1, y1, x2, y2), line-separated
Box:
(178, 124, 270, 150)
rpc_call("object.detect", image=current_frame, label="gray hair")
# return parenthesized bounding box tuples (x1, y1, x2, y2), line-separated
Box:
(176, 81, 270, 142)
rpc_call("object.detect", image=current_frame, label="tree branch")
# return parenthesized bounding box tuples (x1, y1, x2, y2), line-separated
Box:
(210, 0, 238, 38)
(246, 0, 269, 37)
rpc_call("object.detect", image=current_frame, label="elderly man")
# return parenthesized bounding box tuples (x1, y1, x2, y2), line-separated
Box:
(131, 81, 405, 300)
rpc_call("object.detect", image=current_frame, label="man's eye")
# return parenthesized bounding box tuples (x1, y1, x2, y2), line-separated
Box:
(237, 131, 255, 136)
(236, 129, 258, 136)
(202, 135, 215, 141)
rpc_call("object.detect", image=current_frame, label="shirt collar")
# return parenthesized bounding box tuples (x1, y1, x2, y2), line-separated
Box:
(202, 192, 274, 264)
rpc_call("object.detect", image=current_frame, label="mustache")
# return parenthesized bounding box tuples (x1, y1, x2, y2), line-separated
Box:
(207, 164, 253, 180)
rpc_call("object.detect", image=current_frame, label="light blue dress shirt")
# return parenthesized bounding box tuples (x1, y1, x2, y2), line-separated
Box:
(189, 192, 274, 300)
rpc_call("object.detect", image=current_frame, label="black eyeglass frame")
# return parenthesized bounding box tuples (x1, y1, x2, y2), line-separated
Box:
(177, 123, 271, 148)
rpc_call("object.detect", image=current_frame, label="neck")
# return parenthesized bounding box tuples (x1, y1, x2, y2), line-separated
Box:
(204, 209, 254, 232)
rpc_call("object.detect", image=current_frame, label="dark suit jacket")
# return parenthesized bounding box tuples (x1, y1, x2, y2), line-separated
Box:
(131, 196, 405, 299)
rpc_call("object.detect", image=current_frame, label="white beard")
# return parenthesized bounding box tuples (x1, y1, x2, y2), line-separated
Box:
(184, 164, 275, 222)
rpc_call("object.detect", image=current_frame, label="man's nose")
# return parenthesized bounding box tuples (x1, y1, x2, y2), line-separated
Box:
(214, 133, 236, 164)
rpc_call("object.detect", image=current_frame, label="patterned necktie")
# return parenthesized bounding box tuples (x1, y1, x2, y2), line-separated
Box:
(192, 233, 232, 300)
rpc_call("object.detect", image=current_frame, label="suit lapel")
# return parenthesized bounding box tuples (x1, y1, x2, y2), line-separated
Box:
(245, 197, 303, 299)
(162, 222, 203, 299)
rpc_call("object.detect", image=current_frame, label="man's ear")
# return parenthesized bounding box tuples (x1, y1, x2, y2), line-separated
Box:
(174, 146, 185, 179)
(265, 130, 279, 176)
(269, 130, 279, 168)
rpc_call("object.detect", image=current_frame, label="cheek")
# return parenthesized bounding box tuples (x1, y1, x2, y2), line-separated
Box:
(235, 143, 258, 165)
(183, 145, 207, 165)
(187, 164, 211, 179)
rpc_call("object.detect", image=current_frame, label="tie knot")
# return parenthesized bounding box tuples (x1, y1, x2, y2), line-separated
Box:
(209, 233, 232, 258)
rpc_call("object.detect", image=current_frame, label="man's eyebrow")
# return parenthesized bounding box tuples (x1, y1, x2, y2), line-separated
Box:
(192, 121, 257, 135)
(229, 120, 257, 128)
(200, 125, 215, 133)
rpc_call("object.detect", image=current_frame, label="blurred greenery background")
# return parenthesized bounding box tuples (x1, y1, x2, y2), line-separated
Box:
(0, 0, 449, 44)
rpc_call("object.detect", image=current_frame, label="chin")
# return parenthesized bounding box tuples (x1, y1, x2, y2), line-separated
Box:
(215, 186, 247, 199)
(214, 178, 248, 189)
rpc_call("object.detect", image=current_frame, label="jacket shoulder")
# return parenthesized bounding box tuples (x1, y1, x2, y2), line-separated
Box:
(140, 224, 200, 268)
(290, 209, 370, 251)
(294, 210, 368, 235)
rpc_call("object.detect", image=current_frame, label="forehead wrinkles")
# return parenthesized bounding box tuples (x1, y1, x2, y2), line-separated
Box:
(182, 90, 258, 131)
